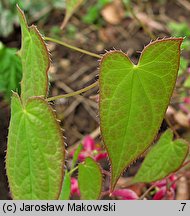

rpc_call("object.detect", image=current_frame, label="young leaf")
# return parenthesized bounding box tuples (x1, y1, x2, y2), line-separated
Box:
(184, 76, 190, 88)
(6, 93, 65, 199)
(78, 157, 102, 200)
(59, 171, 71, 200)
(99, 38, 183, 191)
(0, 42, 22, 100)
(61, 0, 84, 29)
(17, 5, 50, 103)
(178, 56, 188, 76)
(133, 130, 189, 183)
(71, 143, 83, 169)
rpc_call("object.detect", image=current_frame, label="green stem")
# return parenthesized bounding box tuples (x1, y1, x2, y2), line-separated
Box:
(68, 166, 79, 175)
(164, 116, 180, 138)
(44, 37, 101, 59)
(139, 183, 156, 200)
(46, 81, 99, 102)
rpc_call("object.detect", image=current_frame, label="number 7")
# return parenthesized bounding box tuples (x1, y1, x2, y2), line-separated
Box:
(181, 203, 186, 211)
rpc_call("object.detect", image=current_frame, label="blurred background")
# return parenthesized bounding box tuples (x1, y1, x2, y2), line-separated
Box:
(1, 0, 190, 199)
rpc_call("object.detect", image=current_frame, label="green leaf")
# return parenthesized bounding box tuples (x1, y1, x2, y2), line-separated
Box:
(71, 144, 83, 169)
(61, 0, 84, 29)
(133, 129, 189, 183)
(184, 76, 190, 88)
(99, 38, 183, 191)
(59, 171, 71, 200)
(6, 93, 65, 199)
(17, 5, 50, 103)
(82, 0, 111, 24)
(0, 42, 22, 100)
(178, 56, 188, 76)
(78, 157, 102, 200)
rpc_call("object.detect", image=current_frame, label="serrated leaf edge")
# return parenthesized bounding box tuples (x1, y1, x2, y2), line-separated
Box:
(133, 129, 189, 183)
(6, 92, 65, 199)
(17, 5, 50, 101)
(99, 38, 183, 191)
(78, 157, 103, 200)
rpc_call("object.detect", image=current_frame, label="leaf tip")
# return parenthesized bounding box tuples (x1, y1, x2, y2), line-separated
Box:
(16, 4, 27, 27)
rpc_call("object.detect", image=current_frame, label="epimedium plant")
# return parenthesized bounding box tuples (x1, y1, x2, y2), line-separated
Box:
(5, 5, 190, 200)
(0, 42, 22, 100)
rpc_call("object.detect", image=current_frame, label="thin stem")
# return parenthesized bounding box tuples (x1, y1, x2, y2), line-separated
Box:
(166, 177, 170, 191)
(139, 183, 156, 200)
(164, 116, 180, 138)
(46, 81, 99, 102)
(180, 159, 190, 169)
(44, 37, 101, 59)
(68, 166, 79, 175)
(169, 174, 183, 189)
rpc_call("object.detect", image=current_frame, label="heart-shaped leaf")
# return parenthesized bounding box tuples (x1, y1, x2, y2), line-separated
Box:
(6, 93, 65, 199)
(99, 38, 183, 191)
(78, 157, 102, 200)
(133, 129, 189, 183)
(17, 5, 50, 103)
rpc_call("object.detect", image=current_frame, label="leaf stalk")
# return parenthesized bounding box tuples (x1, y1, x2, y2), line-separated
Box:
(46, 81, 99, 102)
(44, 37, 101, 59)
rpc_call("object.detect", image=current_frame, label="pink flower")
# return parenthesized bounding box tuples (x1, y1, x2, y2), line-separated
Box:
(112, 189, 139, 200)
(71, 136, 107, 162)
(71, 178, 80, 196)
(183, 97, 190, 104)
(94, 152, 108, 161)
(83, 135, 95, 152)
(154, 175, 177, 190)
(153, 187, 175, 200)
(153, 187, 166, 200)
(153, 175, 177, 200)
(169, 175, 177, 190)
